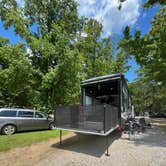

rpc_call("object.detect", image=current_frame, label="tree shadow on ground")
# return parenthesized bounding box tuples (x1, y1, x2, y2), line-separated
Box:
(51, 130, 122, 158)
(121, 118, 166, 148)
(132, 126, 166, 148)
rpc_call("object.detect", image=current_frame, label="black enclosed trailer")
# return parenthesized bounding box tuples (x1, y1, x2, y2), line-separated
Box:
(54, 73, 131, 136)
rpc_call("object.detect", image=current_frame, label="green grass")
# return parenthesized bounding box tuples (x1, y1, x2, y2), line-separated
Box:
(0, 130, 68, 152)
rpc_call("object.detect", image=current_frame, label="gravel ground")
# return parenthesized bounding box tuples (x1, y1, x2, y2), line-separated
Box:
(0, 118, 166, 166)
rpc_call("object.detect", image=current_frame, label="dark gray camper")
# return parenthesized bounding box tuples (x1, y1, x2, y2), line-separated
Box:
(54, 73, 131, 136)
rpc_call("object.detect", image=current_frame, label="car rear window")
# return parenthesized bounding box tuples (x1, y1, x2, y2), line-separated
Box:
(18, 111, 34, 118)
(0, 110, 17, 117)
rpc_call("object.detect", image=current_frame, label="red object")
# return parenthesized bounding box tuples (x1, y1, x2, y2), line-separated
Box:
(117, 125, 124, 131)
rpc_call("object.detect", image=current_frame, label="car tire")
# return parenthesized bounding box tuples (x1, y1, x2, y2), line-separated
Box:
(49, 123, 56, 130)
(2, 124, 16, 135)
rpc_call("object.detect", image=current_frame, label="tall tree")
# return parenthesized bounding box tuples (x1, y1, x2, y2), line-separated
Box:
(0, 0, 130, 110)
(119, 1, 166, 113)
(129, 80, 166, 114)
(76, 19, 128, 78)
(0, 0, 84, 109)
(0, 37, 34, 107)
(120, 5, 166, 84)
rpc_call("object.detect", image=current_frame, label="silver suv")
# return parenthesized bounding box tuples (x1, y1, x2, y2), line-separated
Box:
(0, 108, 56, 135)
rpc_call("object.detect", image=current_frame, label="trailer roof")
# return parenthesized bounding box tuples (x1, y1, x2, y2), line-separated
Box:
(81, 73, 123, 86)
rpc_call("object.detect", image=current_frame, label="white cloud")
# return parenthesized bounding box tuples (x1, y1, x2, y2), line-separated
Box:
(77, 0, 140, 36)
(16, 0, 140, 37)
(16, 0, 24, 7)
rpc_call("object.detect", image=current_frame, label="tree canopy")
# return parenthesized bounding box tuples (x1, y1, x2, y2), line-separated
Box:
(0, 0, 165, 114)
(120, 1, 166, 113)
(0, 0, 128, 111)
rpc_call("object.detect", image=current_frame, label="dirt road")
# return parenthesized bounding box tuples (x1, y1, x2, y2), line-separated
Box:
(0, 118, 166, 166)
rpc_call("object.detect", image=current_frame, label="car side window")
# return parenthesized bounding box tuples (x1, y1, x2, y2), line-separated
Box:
(0, 110, 17, 117)
(35, 112, 47, 119)
(18, 111, 34, 118)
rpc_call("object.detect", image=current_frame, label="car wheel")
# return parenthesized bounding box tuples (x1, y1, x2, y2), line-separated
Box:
(49, 123, 56, 130)
(2, 125, 16, 135)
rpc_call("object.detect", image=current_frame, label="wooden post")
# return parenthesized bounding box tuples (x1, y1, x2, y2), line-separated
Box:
(60, 130, 62, 145)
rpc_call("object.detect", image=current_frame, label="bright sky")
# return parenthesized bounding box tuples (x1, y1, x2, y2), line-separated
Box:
(0, 0, 160, 82)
